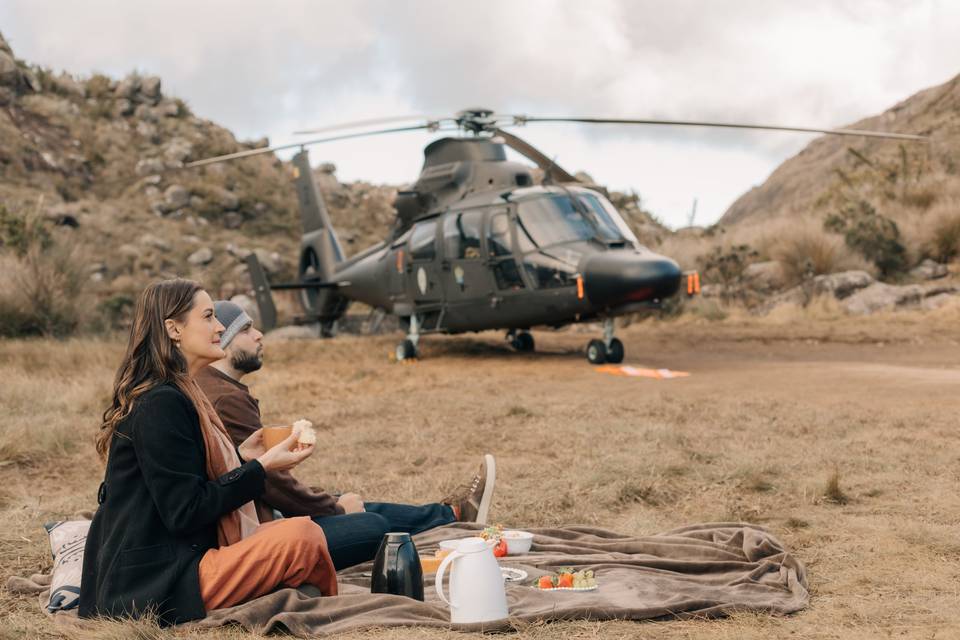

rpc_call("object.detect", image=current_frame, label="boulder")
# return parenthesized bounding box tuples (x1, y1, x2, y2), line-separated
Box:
(140, 76, 161, 103)
(134, 103, 159, 123)
(187, 247, 214, 266)
(922, 293, 957, 311)
(208, 186, 239, 211)
(742, 261, 784, 292)
(842, 283, 923, 315)
(223, 212, 243, 229)
(136, 157, 165, 175)
(812, 270, 874, 299)
(0, 51, 20, 86)
(113, 98, 135, 118)
(253, 248, 281, 275)
(21, 69, 40, 93)
(114, 74, 140, 100)
(53, 73, 85, 98)
(164, 185, 190, 210)
(909, 259, 948, 281)
(118, 243, 141, 260)
(163, 138, 193, 165)
(157, 98, 180, 118)
(139, 233, 171, 252)
(226, 243, 252, 259)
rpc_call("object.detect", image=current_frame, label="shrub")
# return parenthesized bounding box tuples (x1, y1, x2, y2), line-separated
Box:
(697, 243, 759, 305)
(924, 209, 960, 263)
(769, 222, 861, 286)
(823, 200, 907, 277)
(0, 207, 89, 337)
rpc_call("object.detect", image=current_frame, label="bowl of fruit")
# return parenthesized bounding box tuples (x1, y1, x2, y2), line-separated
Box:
(502, 530, 534, 555)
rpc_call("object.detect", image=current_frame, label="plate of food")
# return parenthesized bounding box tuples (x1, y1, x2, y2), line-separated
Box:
(535, 569, 598, 591)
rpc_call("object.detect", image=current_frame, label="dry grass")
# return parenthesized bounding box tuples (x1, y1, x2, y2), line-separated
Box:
(3, 310, 960, 638)
(762, 220, 870, 286)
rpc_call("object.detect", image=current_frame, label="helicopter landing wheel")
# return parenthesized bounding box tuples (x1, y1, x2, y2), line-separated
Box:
(605, 338, 624, 364)
(395, 339, 418, 362)
(511, 331, 535, 352)
(586, 339, 607, 365)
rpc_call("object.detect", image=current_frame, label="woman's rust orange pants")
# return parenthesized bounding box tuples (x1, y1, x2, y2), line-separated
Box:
(198, 516, 338, 611)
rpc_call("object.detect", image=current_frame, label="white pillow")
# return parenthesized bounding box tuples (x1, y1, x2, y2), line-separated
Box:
(43, 520, 90, 612)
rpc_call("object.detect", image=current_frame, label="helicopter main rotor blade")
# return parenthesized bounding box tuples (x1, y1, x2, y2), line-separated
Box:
(492, 127, 578, 183)
(292, 114, 450, 136)
(517, 116, 929, 141)
(185, 124, 437, 168)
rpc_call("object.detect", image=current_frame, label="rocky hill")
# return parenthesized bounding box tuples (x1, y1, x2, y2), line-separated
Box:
(720, 73, 960, 230)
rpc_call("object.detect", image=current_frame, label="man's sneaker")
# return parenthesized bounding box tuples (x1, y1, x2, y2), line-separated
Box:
(443, 454, 496, 525)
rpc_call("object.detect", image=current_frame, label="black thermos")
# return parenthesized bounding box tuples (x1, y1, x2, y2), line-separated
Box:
(370, 532, 424, 601)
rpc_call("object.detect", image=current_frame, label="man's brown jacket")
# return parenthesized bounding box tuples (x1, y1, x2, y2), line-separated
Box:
(197, 366, 343, 522)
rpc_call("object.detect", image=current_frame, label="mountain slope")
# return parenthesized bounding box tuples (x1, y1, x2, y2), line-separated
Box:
(720, 73, 960, 228)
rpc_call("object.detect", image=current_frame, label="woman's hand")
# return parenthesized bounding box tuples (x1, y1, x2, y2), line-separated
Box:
(256, 428, 315, 472)
(238, 429, 267, 463)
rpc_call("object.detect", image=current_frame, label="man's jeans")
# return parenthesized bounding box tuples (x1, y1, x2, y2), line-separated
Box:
(312, 502, 456, 570)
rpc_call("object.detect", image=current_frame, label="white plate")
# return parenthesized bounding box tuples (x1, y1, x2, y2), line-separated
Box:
(537, 584, 599, 592)
(500, 567, 528, 583)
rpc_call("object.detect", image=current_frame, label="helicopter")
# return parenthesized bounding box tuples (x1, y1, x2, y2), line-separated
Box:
(187, 108, 926, 363)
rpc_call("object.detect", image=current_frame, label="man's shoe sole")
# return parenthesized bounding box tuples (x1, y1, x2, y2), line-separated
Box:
(475, 453, 496, 525)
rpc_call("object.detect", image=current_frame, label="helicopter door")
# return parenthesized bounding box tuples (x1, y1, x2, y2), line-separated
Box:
(440, 208, 494, 306)
(405, 219, 444, 308)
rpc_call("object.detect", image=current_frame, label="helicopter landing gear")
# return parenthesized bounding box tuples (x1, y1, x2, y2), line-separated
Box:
(586, 339, 606, 364)
(507, 330, 535, 352)
(396, 339, 417, 361)
(395, 315, 420, 361)
(585, 318, 625, 365)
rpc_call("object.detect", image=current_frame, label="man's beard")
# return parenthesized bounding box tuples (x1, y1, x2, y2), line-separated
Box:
(231, 348, 263, 374)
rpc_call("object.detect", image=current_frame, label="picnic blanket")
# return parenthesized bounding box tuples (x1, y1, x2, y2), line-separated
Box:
(8, 521, 808, 636)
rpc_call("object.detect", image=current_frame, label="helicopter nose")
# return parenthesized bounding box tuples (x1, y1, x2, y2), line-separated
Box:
(581, 251, 682, 307)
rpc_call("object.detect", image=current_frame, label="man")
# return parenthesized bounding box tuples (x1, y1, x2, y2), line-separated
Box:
(197, 300, 495, 570)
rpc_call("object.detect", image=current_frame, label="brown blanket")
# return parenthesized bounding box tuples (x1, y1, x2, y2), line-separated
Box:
(198, 521, 808, 635)
(8, 522, 807, 636)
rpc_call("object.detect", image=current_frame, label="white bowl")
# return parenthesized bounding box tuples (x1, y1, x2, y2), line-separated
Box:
(502, 530, 534, 555)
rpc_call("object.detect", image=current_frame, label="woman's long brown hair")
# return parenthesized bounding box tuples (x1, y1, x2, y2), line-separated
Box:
(96, 279, 202, 460)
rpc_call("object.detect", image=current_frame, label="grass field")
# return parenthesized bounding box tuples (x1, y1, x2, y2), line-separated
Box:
(2, 306, 960, 639)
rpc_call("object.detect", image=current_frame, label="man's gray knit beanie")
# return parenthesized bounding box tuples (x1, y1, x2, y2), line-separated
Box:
(214, 300, 253, 349)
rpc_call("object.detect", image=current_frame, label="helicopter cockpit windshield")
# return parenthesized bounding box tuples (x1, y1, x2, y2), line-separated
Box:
(514, 190, 640, 289)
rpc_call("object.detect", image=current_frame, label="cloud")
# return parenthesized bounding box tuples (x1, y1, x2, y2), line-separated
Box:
(2, 0, 958, 227)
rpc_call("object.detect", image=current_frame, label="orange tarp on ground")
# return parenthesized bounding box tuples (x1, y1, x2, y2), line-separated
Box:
(596, 365, 690, 379)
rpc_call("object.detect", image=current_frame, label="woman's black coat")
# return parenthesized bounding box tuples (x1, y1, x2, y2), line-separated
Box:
(79, 383, 265, 625)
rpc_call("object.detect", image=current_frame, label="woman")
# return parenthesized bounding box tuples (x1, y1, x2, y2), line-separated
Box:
(79, 279, 337, 625)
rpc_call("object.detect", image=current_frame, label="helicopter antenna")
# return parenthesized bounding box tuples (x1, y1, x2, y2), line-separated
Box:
(687, 198, 698, 227)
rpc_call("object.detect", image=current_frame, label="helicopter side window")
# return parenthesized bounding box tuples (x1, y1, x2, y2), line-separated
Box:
(488, 212, 512, 257)
(522, 252, 577, 289)
(409, 221, 437, 261)
(442, 210, 483, 260)
(487, 212, 524, 290)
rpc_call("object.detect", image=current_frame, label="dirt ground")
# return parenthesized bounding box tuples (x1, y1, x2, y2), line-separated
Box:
(1, 309, 959, 639)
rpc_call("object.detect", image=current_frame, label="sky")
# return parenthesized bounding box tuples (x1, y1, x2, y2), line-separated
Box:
(2, 0, 958, 228)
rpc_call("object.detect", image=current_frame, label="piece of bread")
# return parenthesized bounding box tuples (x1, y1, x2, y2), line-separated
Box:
(293, 419, 316, 445)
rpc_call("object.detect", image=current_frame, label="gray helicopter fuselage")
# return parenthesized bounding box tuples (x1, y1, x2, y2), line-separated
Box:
(332, 184, 681, 334)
